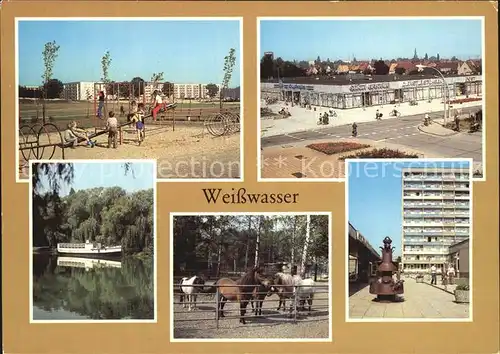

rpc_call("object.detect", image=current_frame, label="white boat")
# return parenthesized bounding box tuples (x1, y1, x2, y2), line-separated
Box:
(57, 256, 122, 269)
(57, 240, 122, 255)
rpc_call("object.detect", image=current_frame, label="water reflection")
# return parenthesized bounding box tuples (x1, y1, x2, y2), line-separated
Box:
(32, 254, 154, 321)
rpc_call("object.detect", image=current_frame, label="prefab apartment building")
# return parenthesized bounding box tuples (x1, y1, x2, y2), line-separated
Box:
(401, 168, 471, 274)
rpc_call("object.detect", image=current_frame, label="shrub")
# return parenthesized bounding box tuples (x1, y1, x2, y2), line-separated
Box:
(339, 148, 420, 160)
(306, 142, 370, 155)
(455, 283, 470, 291)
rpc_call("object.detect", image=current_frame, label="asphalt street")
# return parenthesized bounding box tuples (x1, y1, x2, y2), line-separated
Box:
(261, 108, 483, 164)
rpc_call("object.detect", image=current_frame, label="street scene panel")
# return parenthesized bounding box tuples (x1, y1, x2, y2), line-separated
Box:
(347, 159, 471, 320)
(172, 213, 331, 340)
(18, 19, 241, 180)
(259, 18, 484, 180)
(31, 161, 156, 322)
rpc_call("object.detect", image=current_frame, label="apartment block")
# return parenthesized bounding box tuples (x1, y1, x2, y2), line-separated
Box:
(401, 168, 471, 274)
(173, 83, 220, 100)
(61, 82, 101, 101)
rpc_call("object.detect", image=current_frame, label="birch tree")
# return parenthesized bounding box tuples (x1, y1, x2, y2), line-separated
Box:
(300, 214, 311, 278)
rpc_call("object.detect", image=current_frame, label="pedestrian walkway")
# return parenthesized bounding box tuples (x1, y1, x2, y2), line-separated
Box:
(261, 95, 482, 137)
(349, 278, 469, 320)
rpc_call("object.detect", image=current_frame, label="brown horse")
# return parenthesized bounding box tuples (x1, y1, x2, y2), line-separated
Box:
(215, 266, 270, 324)
(250, 282, 273, 316)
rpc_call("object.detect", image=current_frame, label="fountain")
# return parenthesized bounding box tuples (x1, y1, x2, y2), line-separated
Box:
(369, 236, 405, 302)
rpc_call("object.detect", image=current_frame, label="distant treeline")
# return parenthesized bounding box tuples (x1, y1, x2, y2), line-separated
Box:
(32, 186, 154, 255)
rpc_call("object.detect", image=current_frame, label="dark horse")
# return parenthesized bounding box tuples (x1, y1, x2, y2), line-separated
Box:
(214, 266, 270, 324)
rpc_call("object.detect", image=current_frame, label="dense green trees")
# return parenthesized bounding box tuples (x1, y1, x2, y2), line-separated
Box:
(173, 215, 329, 278)
(32, 163, 153, 255)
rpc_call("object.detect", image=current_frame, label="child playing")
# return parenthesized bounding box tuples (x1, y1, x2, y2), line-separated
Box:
(64, 121, 93, 148)
(151, 90, 166, 121)
(136, 103, 146, 145)
(106, 111, 118, 149)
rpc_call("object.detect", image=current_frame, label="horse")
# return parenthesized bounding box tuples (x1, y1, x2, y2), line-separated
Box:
(179, 275, 205, 311)
(295, 278, 315, 314)
(213, 266, 270, 324)
(271, 272, 302, 315)
(250, 282, 273, 316)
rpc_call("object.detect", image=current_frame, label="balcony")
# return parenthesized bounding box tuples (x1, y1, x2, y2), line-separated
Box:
(403, 250, 447, 255)
(402, 258, 447, 263)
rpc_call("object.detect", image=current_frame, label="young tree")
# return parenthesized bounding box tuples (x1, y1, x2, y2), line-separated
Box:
(101, 51, 112, 100)
(220, 48, 237, 109)
(41, 41, 60, 123)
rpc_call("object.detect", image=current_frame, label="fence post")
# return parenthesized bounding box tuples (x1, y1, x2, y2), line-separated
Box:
(294, 285, 297, 324)
(215, 286, 220, 329)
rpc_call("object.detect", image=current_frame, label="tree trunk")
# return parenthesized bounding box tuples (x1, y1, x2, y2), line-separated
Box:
(244, 216, 251, 270)
(300, 215, 311, 278)
(42, 88, 47, 124)
(254, 216, 262, 266)
(291, 216, 297, 265)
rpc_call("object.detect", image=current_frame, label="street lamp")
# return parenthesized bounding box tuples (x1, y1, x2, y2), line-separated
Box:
(416, 64, 448, 124)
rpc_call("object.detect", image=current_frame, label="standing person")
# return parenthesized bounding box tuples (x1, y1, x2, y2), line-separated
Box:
(430, 265, 437, 285)
(447, 264, 456, 285)
(96, 91, 105, 119)
(151, 90, 165, 121)
(136, 103, 146, 145)
(106, 111, 118, 149)
(352, 122, 358, 137)
(454, 113, 460, 132)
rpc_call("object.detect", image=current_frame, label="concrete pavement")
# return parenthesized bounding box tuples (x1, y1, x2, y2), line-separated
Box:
(261, 95, 482, 137)
(349, 278, 470, 320)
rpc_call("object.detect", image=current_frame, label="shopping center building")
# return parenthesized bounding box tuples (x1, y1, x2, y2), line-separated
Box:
(261, 74, 482, 110)
(401, 167, 471, 274)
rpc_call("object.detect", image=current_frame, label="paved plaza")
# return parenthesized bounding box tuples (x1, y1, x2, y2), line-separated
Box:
(348, 277, 470, 320)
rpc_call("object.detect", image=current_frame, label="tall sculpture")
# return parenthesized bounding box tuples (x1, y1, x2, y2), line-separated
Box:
(369, 236, 404, 302)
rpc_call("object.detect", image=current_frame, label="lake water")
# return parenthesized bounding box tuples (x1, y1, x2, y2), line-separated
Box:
(32, 254, 155, 321)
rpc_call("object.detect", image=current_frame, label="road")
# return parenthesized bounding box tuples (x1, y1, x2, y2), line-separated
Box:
(262, 109, 483, 166)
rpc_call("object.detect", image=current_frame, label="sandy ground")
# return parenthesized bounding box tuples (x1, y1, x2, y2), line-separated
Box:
(173, 291, 330, 339)
(19, 125, 241, 179)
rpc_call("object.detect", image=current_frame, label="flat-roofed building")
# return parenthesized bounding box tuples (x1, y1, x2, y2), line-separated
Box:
(401, 167, 471, 274)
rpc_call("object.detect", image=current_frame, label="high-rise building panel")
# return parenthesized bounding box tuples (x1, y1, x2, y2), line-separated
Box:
(401, 168, 471, 274)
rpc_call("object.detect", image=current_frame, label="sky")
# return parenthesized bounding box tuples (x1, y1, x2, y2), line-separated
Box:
(18, 19, 241, 86)
(260, 19, 483, 62)
(348, 160, 471, 257)
(37, 162, 155, 196)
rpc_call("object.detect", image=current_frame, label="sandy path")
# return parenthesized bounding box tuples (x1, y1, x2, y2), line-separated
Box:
(18, 126, 241, 179)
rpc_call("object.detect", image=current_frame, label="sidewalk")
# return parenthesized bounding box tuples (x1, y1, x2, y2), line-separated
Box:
(261, 95, 482, 137)
(349, 278, 469, 320)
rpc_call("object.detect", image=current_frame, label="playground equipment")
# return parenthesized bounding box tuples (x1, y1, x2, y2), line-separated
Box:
(204, 111, 240, 137)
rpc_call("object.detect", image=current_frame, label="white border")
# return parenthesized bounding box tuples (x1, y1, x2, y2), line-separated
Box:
(344, 157, 473, 322)
(29, 159, 158, 323)
(15, 17, 244, 183)
(256, 17, 486, 183)
(169, 211, 333, 342)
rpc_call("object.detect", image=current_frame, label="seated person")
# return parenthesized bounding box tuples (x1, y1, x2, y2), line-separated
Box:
(64, 121, 92, 148)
